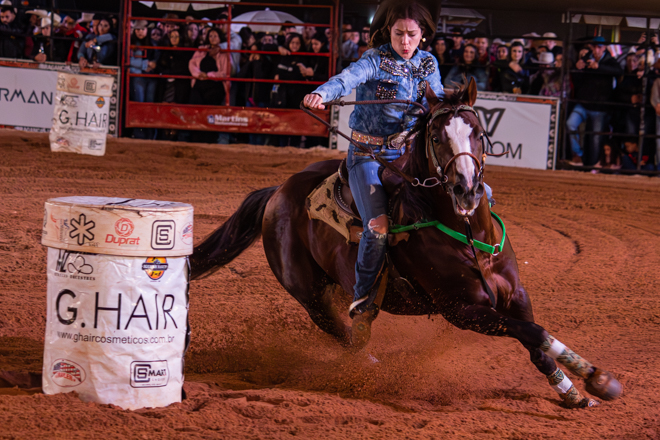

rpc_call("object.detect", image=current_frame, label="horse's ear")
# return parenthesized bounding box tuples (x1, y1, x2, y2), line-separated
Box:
(462, 77, 478, 107)
(425, 82, 439, 108)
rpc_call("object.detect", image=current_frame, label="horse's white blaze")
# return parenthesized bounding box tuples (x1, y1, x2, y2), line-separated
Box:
(445, 116, 475, 188)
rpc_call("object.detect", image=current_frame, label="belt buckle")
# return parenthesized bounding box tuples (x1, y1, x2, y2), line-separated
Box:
(387, 132, 404, 150)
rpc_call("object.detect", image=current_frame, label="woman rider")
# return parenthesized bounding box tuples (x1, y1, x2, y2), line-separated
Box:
(303, 0, 442, 321)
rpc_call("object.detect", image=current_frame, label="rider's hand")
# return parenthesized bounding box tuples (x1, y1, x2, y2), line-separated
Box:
(303, 93, 324, 110)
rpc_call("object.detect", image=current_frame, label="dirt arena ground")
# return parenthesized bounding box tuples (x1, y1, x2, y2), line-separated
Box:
(1, 128, 659, 439)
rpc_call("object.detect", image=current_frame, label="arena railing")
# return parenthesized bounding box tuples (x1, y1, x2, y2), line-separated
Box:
(122, 0, 336, 138)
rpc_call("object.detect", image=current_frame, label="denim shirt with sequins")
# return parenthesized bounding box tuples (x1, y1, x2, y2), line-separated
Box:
(312, 43, 444, 137)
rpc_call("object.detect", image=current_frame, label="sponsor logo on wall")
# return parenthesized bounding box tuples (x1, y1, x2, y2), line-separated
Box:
(475, 107, 505, 137)
(51, 359, 86, 387)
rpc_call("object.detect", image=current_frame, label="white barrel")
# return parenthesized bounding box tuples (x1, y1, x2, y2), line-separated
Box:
(41, 197, 193, 410)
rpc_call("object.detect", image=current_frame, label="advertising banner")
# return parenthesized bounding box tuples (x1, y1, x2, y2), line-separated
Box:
(0, 60, 119, 134)
(0, 65, 58, 130)
(42, 248, 189, 410)
(49, 73, 115, 156)
(476, 93, 559, 170)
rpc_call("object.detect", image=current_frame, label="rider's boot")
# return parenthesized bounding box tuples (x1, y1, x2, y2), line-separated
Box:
(348, 267, 387, 349)
(349, 288, 380, 349)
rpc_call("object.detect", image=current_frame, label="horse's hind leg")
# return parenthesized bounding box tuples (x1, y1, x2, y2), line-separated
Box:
(440, 299, 621, 407)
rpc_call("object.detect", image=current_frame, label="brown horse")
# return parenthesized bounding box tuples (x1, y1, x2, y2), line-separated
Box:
(190, 79, 622, 408)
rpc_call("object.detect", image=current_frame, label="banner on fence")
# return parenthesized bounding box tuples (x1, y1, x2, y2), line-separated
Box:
(49, 73, 115, 156)
(0, 60, 119, 135)
(0, 65, 57, 131)
(476, 93, 558, 170)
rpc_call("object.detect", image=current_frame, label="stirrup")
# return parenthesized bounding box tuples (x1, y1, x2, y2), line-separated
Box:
(348, 296, 369, 318)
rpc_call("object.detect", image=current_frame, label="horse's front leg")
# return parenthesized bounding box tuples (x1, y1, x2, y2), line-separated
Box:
(440, 300, 622, 408)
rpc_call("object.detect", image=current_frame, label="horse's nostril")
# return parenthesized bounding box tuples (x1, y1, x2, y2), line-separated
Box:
(454, 185, 465, 196)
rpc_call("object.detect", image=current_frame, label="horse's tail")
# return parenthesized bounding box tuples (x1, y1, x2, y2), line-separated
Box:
(190, 186, 278, 280)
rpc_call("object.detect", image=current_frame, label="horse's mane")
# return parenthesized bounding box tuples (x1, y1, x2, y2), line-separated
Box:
(396, 85, 470, 222)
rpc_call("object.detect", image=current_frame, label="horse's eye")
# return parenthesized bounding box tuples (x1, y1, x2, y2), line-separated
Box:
(431, 135, 440, 144)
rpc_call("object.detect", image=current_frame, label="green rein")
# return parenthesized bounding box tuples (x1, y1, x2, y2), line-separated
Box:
(389, 211, 506, 255)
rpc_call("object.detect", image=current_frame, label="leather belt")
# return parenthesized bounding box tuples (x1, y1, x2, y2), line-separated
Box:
(351, 131, 386, 146)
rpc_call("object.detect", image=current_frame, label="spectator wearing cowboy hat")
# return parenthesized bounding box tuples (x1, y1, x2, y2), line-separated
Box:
(31, 14, 61, 62)
(528, 51, 564, 96)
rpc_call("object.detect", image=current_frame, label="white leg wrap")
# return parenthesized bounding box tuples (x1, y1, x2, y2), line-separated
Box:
(545, 339, 566, 359)
(552, 375, 574, 394)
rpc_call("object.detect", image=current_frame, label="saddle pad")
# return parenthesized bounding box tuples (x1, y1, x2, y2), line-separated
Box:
(306, 172, 355, 242)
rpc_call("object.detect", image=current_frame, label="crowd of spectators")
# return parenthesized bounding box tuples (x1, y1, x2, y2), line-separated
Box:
(0, 2, 119, 66)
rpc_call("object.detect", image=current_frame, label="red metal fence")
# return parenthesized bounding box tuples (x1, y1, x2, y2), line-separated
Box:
(122, 0, 336, 136)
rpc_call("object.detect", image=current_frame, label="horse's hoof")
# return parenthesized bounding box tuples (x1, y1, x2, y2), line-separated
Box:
(585, 369, 622, 401)
(350, 310, 376, 349)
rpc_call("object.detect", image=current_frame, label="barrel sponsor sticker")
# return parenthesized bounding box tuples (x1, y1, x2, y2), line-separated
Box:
(51, 359, 86, 387)
(105, 217, 140, 247)
(115, 218, 134, 237)
(181, 223, 193, 245)
(151, 220, 175, 250)
(130, 360, 169, 388)
(142, 257, 168, 280)
(54, 250, 95, 281)
(69, 213, 95, 246)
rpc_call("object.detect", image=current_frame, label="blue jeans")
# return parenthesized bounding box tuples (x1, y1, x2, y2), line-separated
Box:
(566, 104, 609, 165)
(131, 76, 156, 104)
(347, 142, 402, 302)
(131, 77, 157, 139)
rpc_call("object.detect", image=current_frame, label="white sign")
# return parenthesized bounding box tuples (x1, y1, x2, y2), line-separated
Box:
(42, 248, 189, 410)
(49, 73, 115, 156)
(0, 66, 58, 130)
(476, 93, 558, 170)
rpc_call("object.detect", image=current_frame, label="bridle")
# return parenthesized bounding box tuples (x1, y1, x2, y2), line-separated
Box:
(413, 103, 504, 188)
